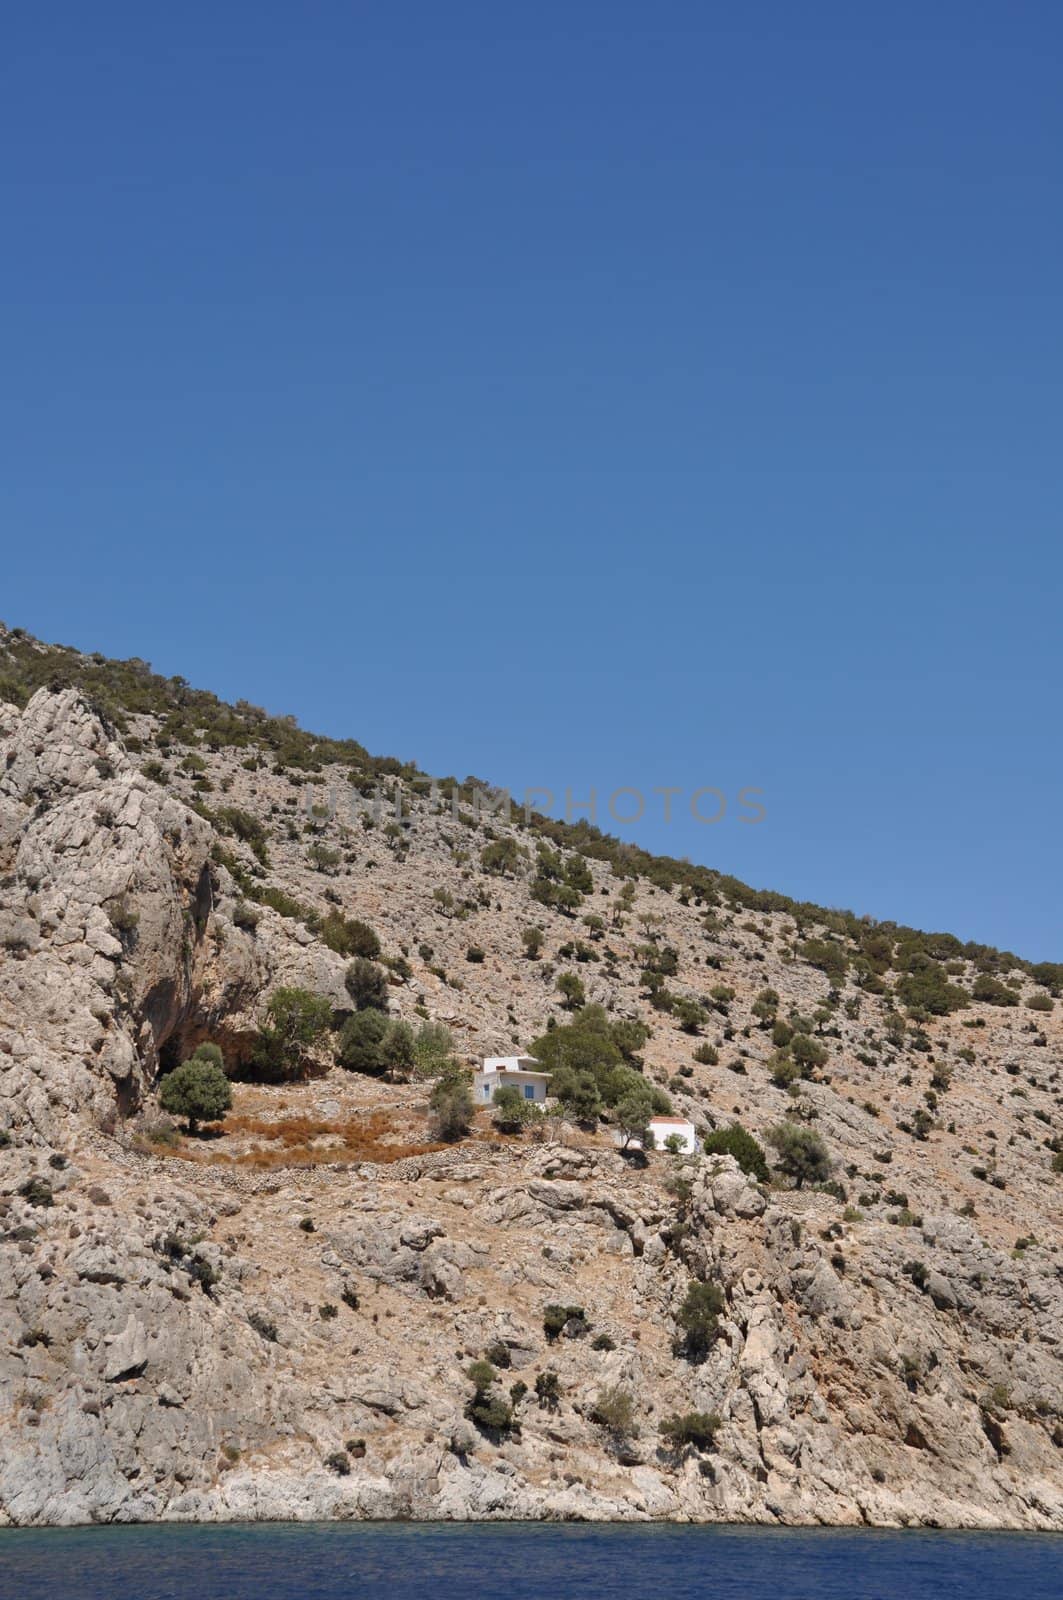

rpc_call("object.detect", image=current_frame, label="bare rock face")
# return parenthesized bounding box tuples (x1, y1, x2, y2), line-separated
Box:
(0, 691, 220, 1141)
(0, 683, 1061, 1531)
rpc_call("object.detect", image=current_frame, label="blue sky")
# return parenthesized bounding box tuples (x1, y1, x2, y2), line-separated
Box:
(2, 4, 1060, 958)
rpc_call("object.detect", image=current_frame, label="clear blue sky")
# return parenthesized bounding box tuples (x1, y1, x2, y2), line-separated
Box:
(2, 4, 1061, 958)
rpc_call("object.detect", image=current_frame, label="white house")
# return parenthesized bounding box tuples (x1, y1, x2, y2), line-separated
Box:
(472, 1054, 551, 1107)
(648, 1116, 699, 1154)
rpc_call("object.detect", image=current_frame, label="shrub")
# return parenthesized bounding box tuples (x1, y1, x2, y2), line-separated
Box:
(613, 1085, 658, 1149)
(18, 1177, 54, 1208)
(325, 1450, 350, 1475)
(335, 1009, 390, 1074)
(344, 957, 389, 1011)
(521, 926, 544, 959)
(531, 1007, 669, 1120)
(767, 1121, 832, 1189)
(543, 1304, 586, 1342)
(972, 974, 1019, 1007)
(703, 1122, 769, 1183)
(557, 972, 586, 1009)
(660, 1411, 722, 1451)
(896, 954, 968, 1016)
(159, 1057, 232, 1135)
(321, 914, 380, 959)
(769, 1052, 801, 1089)
(248, 1310, 278, 1342)
(215, 806, 271, 865)
(534, 1370, 561, 1410)
(591, 1386, 637, 1440)
(465, 1361, 513, 1434)
(307, 842, 341, 873)
(253, 987, 332, 1079)
(790, 1033, 827, 1075)
(232, 900, 261, 932)
(1026, 992, 1054, 1012)
(429, 1077, 474, 1141)
(674, 1280, 725, 1362)
(693, 1043, 719, 1066)
(466, 945, 486, 964)
(492, 1084, 533, 1133)
(672, 996, 707, 1034)
(480, 838, 523, 876)
(412, 1021, 456, 1078)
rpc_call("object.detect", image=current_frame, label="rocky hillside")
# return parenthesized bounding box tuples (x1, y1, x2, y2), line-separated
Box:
(0, 627, 1060, 1529)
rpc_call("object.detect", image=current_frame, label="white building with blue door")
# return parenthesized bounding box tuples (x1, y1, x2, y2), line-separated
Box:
(473, 1054, 550, 1106)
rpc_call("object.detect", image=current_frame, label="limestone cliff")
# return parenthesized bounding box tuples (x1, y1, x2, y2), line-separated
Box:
(0, 660, 1060, 1528)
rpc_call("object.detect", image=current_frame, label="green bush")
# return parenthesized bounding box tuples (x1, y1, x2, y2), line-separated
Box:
(530, 1007, 669, 1123)
(320, 914, 380, 959)
(158, 1057, 232, 1135)
(534, 1370, 561, 1410)
(972, 974, 1019, 1007)
(767, 1121, 832, 1188)
(465, 1360, 513, 1434)
(335, 1009, 390, 1074)
(252, 987, 332, 1081)
(703, 1122, 769, 1183)
(480, 838, 523, 876)
(412, 1021, 456, 1078)
(557, 971, 586, 1008)
(674, 1280, 725, 1362)
(492, 1084, 536, 1133)
(672, 996, 707, 1034)
(344, 957, 389, 1011)
(429, 1077, 474, 1141)
(790, 1033, 827, 1074)
(660, 1411, 722, 1451)
(521, 926, 544, 959)
(591, 1386, 637, 1440)
(543, 1304, 586, 1342)
(613, 1085, 658, 1149)
(214, 806, 271, 866)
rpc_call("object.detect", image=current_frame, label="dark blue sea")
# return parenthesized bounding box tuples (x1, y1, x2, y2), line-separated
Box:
(0, 1522, 1059, 1600)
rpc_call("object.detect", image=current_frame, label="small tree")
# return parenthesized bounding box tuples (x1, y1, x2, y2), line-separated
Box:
(380, 1019, 415, 1081)
(492, 1084, 531, 1133)
(412, 1021, 456, 1078)
(335, 1009, 390, 1074)
(534, 1370, 561, 1411)
(549, 1065, 602, 1123)
(591, 1386, 637, 1444)
(703, 1122, 770, 1183)
(767, 1121, 832, 1188)
(159, 1057, 232, 1136)
(430, 1076, 474, 1141)
(672, 996, 706, 1035)
(320, 913, 380, 958)
(660, 1411, 722, 1453)
(674, 1280, 725, 1362)
(521, 926, 544, 960)
(614, 1086, 656, 1150)
(255, 987, 332, 1079)
(557, 972, 586, 1009)
(790, 1033, 827, 1075)
(344, 957, 389, 1012)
